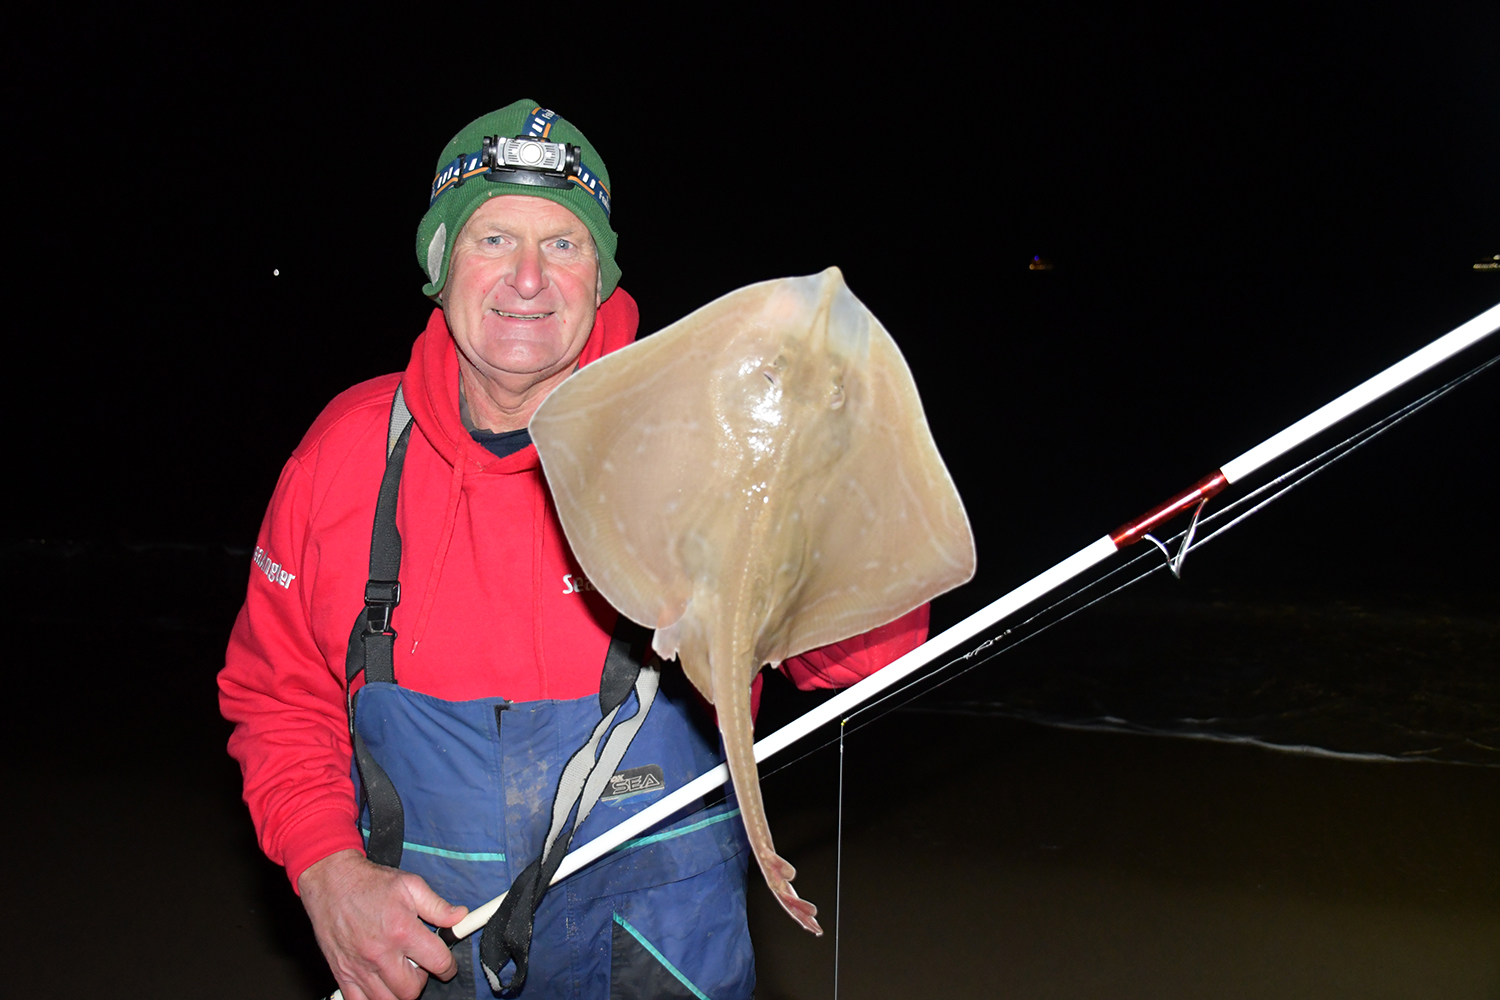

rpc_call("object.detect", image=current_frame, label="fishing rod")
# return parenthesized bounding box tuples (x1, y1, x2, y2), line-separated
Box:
(429, 299, 1500, 944)
(326, 298, 1499, 997)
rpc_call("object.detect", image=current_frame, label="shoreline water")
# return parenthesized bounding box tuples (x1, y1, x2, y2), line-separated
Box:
(902, 703, 1500, 768)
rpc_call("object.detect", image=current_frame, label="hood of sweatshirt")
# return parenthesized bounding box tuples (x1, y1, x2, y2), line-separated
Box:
(396, 288, 639, 651)
(403, 288, 641, 474)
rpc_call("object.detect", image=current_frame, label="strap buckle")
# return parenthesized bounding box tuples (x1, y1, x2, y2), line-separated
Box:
(364, 579, 401, 635)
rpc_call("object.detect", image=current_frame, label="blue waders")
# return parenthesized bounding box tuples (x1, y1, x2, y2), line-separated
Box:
(346, 388, 755, 999)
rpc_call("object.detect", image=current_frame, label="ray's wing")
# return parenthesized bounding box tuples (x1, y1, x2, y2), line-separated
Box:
(534, 270, 975, 672)
(530, 281, 787, 635)
(764, 292, 976, 664)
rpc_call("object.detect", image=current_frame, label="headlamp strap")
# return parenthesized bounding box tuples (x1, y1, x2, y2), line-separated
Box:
(428, 106, 611, 219)
(522, 106, 558, 139)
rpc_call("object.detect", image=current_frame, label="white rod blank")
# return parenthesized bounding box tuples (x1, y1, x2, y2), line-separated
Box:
(1221, 301, 1500, 483)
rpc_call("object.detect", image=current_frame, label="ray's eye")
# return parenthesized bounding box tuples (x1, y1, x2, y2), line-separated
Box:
(761, 355, 787, 388)
(829, 385, 845, 409)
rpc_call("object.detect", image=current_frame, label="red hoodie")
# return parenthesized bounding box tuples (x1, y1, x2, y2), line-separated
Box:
(219, 291, 929, 889)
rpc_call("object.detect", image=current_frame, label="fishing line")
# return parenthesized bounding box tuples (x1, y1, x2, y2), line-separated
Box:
(833, 719, 846, 1000)
(757, 349, 1498, 785)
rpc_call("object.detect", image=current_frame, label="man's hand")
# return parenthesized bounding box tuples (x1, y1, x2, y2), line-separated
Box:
(299, 849, 469, 1000)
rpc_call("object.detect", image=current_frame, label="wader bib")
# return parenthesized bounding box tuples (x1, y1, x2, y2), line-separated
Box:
(345, 387, 754, 999)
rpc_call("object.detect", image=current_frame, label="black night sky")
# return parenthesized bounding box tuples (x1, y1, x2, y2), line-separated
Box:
(9, 11, 1498, 593)
(4, 9, 1498, 998)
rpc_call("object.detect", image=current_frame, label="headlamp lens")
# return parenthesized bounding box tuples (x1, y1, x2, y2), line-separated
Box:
(495, 137, 566, 172)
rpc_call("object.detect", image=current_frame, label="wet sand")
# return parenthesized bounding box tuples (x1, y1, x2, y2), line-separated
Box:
(747, 711, 1500, 999)
(4, 541, 1496, 998)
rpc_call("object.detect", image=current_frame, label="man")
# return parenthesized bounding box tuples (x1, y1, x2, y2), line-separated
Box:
(219, 101, 928, 1000)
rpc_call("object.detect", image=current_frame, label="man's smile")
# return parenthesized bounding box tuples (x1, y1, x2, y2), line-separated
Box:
(492, 309, 552, 320)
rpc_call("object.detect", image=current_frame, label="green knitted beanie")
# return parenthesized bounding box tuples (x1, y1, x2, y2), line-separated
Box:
(416, 100, 619, 301)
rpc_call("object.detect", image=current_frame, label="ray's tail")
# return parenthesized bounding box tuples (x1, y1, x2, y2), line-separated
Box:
(716, 664, 823, 936)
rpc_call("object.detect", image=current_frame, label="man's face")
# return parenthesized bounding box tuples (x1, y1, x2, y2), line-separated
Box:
(443, 195, 601, 390)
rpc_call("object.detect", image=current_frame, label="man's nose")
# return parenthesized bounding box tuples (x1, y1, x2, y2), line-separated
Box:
(506, 242, 546, 298)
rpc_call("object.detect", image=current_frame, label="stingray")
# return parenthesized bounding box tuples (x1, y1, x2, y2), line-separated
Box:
(530, 267, 975, 934)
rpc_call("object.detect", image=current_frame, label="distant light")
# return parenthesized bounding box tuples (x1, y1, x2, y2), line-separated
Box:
(273, 268, 280, 276)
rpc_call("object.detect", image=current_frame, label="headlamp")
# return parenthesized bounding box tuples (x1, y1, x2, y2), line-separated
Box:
(428, 122, 611, 219)
(479, 134, 583, 188)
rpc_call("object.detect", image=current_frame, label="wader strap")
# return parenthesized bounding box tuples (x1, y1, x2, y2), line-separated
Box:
(344, 385, 415, 868)
(481, 617, 659, 996)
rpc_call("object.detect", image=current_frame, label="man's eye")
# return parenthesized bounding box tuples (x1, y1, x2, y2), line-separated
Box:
(484, 236, 504, 246)
(554, 239, 574, 250)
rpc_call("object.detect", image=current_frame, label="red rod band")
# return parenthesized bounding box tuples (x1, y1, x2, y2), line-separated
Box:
(1110, 471, 1228, 548)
